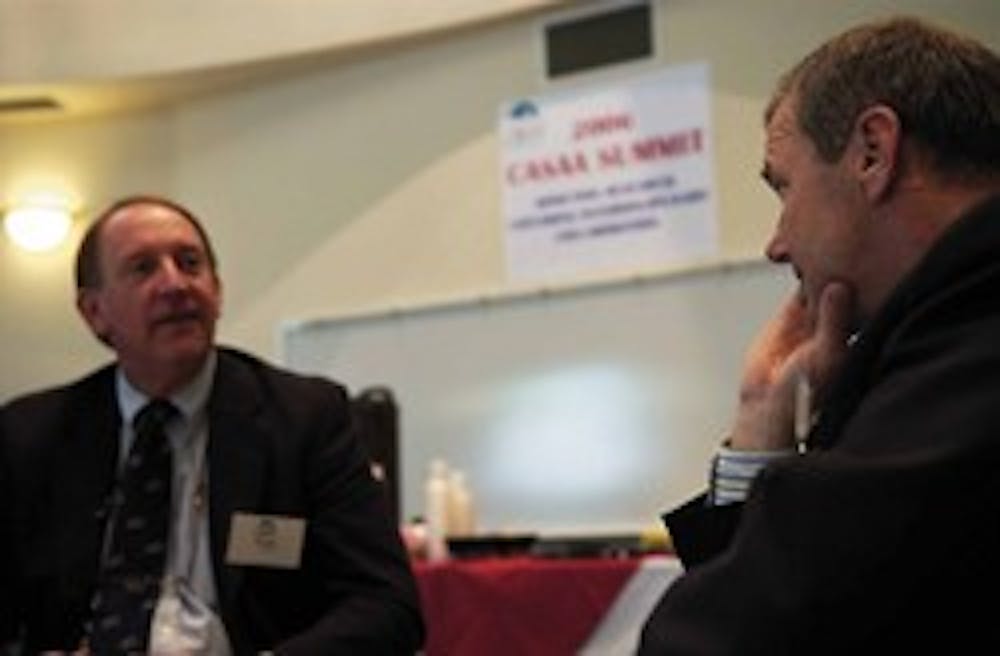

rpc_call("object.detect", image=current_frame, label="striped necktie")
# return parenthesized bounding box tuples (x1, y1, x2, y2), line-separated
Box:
(90, 399, 177, 654)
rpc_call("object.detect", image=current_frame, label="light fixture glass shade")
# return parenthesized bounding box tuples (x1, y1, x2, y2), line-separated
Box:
(3, 204, 72, 252)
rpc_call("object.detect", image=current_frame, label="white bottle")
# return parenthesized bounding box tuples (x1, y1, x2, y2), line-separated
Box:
(447, 469, 476, 537)
(424, 458, 450, 562)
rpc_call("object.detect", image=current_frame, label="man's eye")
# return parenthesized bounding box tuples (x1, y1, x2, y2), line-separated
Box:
(130, 258, 157, 277)
(769, 180, 789, 198)
(175, 250, 203, 272)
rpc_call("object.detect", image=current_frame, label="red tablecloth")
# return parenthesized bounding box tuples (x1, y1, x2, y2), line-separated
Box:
(414, 556, 642, 656)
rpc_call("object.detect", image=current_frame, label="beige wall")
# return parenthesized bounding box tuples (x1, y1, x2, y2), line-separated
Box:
(2, 0, 998, 402)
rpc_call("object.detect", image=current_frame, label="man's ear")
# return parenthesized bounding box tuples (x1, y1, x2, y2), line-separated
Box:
(77, 288, 112, 346)
(213, 274, 223, 320)
(849, 104, 901, 202)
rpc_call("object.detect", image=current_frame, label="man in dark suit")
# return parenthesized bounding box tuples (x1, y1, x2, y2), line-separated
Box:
(0, 195, 424, 654)
(639, 16, 1000, 654)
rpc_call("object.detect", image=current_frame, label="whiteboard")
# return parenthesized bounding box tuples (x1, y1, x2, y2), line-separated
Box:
(282, 260, 791, 534)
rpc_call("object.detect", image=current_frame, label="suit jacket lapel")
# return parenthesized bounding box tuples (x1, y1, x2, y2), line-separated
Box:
(205, 351, 270, 629)
(48, 368, 120, 600)
(66, 370, 121, 500)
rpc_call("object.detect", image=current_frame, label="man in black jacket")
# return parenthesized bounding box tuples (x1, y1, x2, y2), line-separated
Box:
(0, 195, 424, 654)
(640, 16, 1000, 654)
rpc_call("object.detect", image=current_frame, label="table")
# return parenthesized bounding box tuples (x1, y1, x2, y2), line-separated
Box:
(414, 555, 682, 655)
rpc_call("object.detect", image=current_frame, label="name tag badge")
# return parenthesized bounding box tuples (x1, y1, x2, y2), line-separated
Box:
(225, 512, 305, 569)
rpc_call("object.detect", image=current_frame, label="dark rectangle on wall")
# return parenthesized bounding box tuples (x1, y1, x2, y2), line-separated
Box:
(544, 2, 652, 78)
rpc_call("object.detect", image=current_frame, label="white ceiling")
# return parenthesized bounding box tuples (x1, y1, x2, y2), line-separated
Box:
(0, 0, 568, 123)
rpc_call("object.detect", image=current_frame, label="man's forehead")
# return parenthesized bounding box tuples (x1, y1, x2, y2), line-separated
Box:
(765, 96, 799, 142)
(97, 206, 204, 270)
(103, 202, 202, 244)
(759, 97, 803, 186)
(106, 200, 186, 226)
(763, 97, 806, 169)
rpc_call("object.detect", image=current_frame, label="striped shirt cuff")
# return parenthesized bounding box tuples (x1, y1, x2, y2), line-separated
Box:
(708, 443, 795, 506)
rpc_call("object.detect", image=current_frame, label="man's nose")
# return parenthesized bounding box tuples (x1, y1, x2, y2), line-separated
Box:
(765, 232, 790, 264)
(155, 256, 189, 290)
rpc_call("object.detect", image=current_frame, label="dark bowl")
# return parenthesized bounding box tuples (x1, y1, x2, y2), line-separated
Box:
(446, 534, 537, 559)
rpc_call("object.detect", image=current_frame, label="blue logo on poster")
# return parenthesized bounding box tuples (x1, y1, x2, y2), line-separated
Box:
(509, 100, 539, 120)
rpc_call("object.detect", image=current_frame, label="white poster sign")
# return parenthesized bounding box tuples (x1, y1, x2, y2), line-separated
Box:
(499, 63, 717, 282)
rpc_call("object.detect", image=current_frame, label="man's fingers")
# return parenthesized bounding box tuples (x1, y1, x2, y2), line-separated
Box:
(815, 281, 855, 348)
(808, 281, 855, 393)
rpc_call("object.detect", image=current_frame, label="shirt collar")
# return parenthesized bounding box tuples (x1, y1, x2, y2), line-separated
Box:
(116, 350, 217, 428)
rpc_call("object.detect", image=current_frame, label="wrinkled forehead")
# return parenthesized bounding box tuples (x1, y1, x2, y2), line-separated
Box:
(102, 202, 206, 249)
(763, 98, 799, 160)
(764, 94, 800, 140)
(96, 202, 210, 271)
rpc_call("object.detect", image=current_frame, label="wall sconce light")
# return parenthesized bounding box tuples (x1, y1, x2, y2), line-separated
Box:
(3, 201, 74, 252)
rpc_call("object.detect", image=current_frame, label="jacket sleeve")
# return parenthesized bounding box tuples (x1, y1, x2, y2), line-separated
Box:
(663, 494, 745, 569)
(638, 295, 1000, 654)
(0, 404, 17, 644)
(273, 381, 424, 655)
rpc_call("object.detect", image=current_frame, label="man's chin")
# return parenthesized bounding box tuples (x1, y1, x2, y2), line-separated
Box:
(794, 283, 809, 306)
(793, 282, 815, 312)
(153, 325, 214, 363)
(798, 285, 822, 324)
(155, 317, 212, 340)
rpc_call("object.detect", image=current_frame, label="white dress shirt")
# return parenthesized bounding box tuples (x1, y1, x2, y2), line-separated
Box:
(115, 351, 219, 610)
